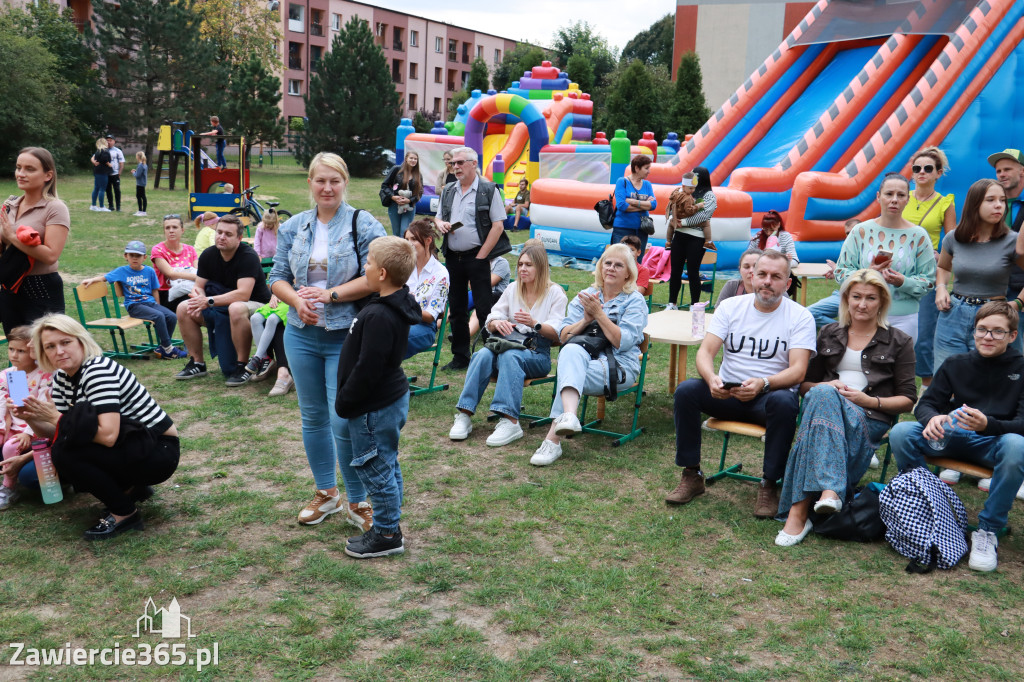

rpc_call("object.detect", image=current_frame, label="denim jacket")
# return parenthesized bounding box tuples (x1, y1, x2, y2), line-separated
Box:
(557, 287, 649, 379)
(268, 204, 386, 331)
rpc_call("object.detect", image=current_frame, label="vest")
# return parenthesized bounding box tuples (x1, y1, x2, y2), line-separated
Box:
(439, 179, 511, 259)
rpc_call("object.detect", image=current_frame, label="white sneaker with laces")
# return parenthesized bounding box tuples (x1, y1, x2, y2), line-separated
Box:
(449, 412, 473, 440)
(552, 412, 582, 437)
(0, 485, 20, 511)
(530, 439, 562, 466)
(977, 477, 1024, 499)
(664, 303, 678, 311)
(486, 419, 523, 446)
(968, 529, 998, 572)
(297, 490, 343, 525)
(938, 469, 961, 484)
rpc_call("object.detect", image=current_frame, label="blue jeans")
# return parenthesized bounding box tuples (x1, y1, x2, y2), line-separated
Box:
(215, 140, 227, 168)
(387, 203, 416, 237)
(457, 346, 551, 420)
(91, 174, 108, 207)
(808, 290, 840, 328)
(932, 295, 977, 374)
(347, 392, 409, 533)
(890, 420, 1024, 532)
(201, 305, 239, 376)
(404, 321, 436, 359)
(284, 323, 366, 502)
(128, 301, 177, 347)
(610, 226, 647, 260)
(549, 344, 637, 417)
(915, 288, 938, 377)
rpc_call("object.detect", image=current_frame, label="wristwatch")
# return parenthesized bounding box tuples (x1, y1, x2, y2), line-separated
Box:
(330, 290, 339, 303)
(761, 377, 771, 394)
(207, 297, 215, 307)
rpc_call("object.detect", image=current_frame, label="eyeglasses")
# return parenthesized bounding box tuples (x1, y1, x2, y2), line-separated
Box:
(911, 164, 936, 174)
(974, 326, 1010, 339)
(164, 214, 181, 220)
(451, 159, 469, 166)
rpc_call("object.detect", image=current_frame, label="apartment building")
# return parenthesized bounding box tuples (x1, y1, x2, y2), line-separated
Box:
(281, 1, 521, 128)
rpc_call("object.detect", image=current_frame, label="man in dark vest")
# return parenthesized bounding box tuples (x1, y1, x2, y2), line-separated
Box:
(434, 146, 510, 370)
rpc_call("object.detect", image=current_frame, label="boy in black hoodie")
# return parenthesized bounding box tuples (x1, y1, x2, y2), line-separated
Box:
(336, 236, 421, 558)
(890, 301, 1024, 572)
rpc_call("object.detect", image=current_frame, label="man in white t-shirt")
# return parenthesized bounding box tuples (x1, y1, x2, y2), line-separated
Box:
(667, 250, 817, 517)
(105, 135, 126, 212)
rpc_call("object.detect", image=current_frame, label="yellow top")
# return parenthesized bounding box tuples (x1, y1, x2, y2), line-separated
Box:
(903, 192, 955, 250)
(194, 226, 215, 254)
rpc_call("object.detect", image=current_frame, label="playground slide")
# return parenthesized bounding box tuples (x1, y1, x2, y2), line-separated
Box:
(788, 0, 1024, 241)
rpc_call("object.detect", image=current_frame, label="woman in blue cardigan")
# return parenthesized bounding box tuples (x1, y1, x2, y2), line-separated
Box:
(611, 155, 656, 259)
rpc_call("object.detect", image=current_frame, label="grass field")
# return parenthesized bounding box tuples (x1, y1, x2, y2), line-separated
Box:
(0, 165, 1021, 681)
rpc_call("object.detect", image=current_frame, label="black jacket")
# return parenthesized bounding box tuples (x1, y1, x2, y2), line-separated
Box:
(916, 347, 1024, 436)
(335, 286, 421, 418)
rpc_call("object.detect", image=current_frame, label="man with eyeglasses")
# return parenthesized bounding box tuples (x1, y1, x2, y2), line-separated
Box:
(889, 300, 1024, 572)
(433, 146, 510, 370)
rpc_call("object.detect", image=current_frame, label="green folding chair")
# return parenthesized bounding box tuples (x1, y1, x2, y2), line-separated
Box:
(572, 333, 651, 447)
(409, 302, 449, 396)
(73, 281, 156, 359)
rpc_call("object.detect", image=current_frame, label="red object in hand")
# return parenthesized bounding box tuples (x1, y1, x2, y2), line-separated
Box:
(873, 250, 892, 265)
(17, 225, 41, 246)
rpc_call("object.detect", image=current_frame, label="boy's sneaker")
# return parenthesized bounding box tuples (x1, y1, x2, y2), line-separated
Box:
(297, 490, 343, 525)
(449, 413, 473, 440)
(552, 412, 582, 437)
(347, 501, 373, 531)
(0, 485, 21, 511)
(174, 357, 207, 380)
(938, 469, 961, 485)
(968, 529, 998, 572)
(977, 478, 1024, 499)
(486, 419, 523, 446)
(243, 355, 263, 375)
(530, 439, 562, 466)
(345, 526, 404, 558)
(252, 356, 276, 382)
(155, 345, 187, 360)
(224, 364, 252, 387)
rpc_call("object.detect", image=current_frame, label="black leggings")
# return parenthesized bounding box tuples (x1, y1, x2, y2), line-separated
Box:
(52, 434, 180, 516)
(136, 186, 147, 212)
(0, 272, 65, 336)
(668, 232, 706, 306)
(269, 323, 289, 369)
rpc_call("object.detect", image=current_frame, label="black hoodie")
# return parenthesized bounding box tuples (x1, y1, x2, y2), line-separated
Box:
(915, 347, 1024, 436)
(335, 285, 421, 418)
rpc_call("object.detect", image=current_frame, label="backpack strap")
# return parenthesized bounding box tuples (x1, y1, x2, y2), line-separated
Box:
(350, 208, 365, 276)
(905, 545, 938, 574)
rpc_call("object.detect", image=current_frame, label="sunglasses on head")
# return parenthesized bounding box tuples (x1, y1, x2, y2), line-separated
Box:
(163, 214, 181, 220)
(912, 164, 936, 174)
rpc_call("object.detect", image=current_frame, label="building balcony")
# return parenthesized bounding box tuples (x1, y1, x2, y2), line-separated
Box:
(393, 40, 404, 52)
(288, 19, 303, 33)
(310, 23, 323, 37)
(288, 57, 302, 70)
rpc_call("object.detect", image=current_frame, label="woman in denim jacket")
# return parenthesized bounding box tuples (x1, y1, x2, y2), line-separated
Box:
(268, 152, 387, 531)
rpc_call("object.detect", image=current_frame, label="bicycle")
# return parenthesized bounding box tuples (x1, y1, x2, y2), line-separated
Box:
(229, 184, 292, 225)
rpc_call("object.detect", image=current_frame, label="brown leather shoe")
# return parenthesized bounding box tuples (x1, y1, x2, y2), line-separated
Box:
(665, 469, 705, 505)
(754, 482, 781, 518)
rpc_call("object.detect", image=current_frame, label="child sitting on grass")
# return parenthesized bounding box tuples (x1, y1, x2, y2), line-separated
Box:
(336, 236, 420, 559)
(666, 172, 714, 251)
(621, 235, 651, 297)
(81, 240, 187, 359)
(0, 326, 54, 510)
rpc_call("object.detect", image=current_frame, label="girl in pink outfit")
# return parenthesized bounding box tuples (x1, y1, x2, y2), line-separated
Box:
(253, 208, 281, 259)
(0, 326, 54, 510)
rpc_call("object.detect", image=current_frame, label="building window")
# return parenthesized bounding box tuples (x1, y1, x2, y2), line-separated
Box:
(409, 94, 417, 111)
(476, 45, 483, 59)
(393, 27, 403, 51)
(288, 79, 301, 96)
(494, 48, 501, 65)
(410, 30, 418, 47)
(288, 3, 304, 33)
(409, 62, 418, 80)
(434, 67, 442, 83)
(310, 9, 323, 36)
(435, 36, 443, 53)
(392, 59, 403, 84)
(462, 42, 470, 64)
(448, 38, 457, 62)
(433, 97, 441, 114)
(310, 45, 322, 72)
(461, 71, 470, 88)
(330, 13, 341, 31)
(288, 42, 302, 70)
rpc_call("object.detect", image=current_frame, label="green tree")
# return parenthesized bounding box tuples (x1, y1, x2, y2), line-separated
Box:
(492, 44, 546, 90)
(296, 16, 401, 176)
(447, 89, 470, 120)
(223, 56, 285, 165)
(672, 51, 712, 135)
(467, 57, 490, 92)
(89, 0, 224, 158)
(621, 14, 674, 74)
(412, 110, 432, 133)
(598, 60, 674, 140)
(565, 53, 594, 94)
(551, 21, 618, 86)
(196, 0, 281, 70)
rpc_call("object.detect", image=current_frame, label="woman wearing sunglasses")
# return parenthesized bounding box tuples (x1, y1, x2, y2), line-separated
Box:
(904, 147, 956, 387)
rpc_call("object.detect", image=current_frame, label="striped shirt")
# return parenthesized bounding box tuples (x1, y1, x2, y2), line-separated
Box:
(52, 356, 172, 431)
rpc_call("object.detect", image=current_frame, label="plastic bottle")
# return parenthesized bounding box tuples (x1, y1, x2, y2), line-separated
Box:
(927, 408, 965, 451)
(32, 438, 63, 504)
(691, 302, 708, 339)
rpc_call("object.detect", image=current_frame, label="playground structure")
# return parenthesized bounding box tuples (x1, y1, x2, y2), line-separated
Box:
(396, 0, 1024, 269)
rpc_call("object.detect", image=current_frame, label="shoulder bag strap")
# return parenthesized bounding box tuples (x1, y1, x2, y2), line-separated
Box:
(350, 208, 365, 276)
(915, 194, 942, 227)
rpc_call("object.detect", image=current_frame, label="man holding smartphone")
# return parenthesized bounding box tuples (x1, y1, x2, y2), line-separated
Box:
(667, 250, 817, 517)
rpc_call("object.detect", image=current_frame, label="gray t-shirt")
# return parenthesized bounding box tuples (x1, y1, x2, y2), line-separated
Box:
(942, 230, 1018, 297)
(446, 177, 507, 252)
(490, 256, 511, 298)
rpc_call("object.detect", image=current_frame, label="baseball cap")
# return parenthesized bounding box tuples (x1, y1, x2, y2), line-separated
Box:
(987, 149, 1024, 167)
(124, 240, 146, 255)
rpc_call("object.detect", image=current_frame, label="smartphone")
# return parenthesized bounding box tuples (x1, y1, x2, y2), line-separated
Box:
(873, 250, 892, 265)
(6, 369, 29, 406)
(721, 381, 742, 389)
(450, 221, 463, 230)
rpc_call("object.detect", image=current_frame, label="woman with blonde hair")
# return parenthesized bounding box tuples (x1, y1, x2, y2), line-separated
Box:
(449, 240, 568, 447)
(530, 243, 649, 466)
(775, 269, 916, 546)
(268, 152, 387, 531)
(90, 137, 112, 211)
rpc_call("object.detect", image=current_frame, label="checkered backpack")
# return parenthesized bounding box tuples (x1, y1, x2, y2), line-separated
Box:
(878, 467, 968, 573)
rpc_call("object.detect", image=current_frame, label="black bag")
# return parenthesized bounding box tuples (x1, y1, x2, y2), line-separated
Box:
(566, 320, 619, 401)
(484, 329, 543, 354)
(595, 196, 615, 229)
(639, 214, 655, 235)
(349, 209, 373, 311)
(0, 244, 34, 292)
(813, 483, 886, 542)
(379, 166, 399, 206)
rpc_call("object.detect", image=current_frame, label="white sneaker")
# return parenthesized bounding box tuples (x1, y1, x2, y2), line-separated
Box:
(869, 454, 880, 469)
(968, 529, 998, 572)
(938, 469, 961, 484)
(0, 485, 20, 511)
(552, 412, 582, 437)
(138, 211, 147, 217)
(89, 205, 100, 211)
(530, 439, 562, 466)
(486, 419, 523, 446)
(664, 303, 678, 311)
(977, 478, 1024, 500)
(98, 207, 111, 212)
(297, 489, 343, 525)
(449, 412, 473, 440)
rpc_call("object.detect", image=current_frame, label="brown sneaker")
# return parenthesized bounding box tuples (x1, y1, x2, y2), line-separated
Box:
(298, 490, 344, 525)
(665, 469, 705, 505)
(754, 482, 781, 519)
(347, 501, 374, 532)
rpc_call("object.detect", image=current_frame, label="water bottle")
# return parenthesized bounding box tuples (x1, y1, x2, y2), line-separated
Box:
(691, 302, 707, 339)
(32, 438, 63, 504)
(927, 409, 964, 451)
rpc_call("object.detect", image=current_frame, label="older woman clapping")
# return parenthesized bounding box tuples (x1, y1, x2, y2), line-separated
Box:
(775, 269, 916, 546)
(531, 244, 649, 466)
